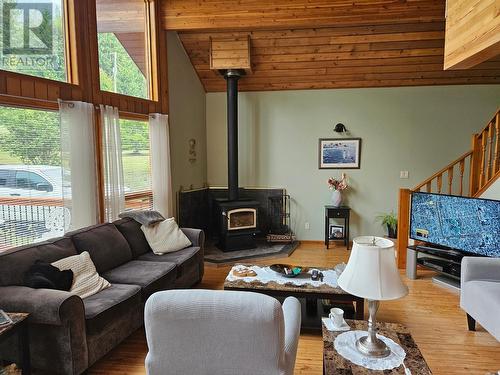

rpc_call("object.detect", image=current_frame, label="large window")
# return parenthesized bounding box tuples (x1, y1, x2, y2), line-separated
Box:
(96, 1, 149, 99)
(0, 106, 66, 250)
(0, 0, 67, 81)
(120, 118, 153, 210)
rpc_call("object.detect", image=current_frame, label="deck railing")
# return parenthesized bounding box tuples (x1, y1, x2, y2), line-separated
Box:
(396, 109, 500, 268)
(0, 190, 153, 251)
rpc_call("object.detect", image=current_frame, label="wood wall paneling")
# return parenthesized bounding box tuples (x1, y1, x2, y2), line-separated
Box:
(178, 22, 500, 92)
(161, 0, 445, 31)
(209, 36, 251, 71)
(444, 0, 500, 70)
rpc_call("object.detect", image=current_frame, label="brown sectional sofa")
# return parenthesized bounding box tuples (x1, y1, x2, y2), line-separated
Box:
(0, 217, 204, 374)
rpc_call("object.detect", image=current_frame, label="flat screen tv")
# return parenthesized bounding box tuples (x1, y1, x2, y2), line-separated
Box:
(410, 192, 500, 257)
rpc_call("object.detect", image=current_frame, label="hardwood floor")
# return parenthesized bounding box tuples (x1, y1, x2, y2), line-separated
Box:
(88, 243, 500, 374)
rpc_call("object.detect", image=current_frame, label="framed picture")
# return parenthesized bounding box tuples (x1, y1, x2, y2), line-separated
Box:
(319, 138, 361, 169)
(329, 224, 344, 239)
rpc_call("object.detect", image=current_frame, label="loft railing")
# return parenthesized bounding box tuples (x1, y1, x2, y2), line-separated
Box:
(396, 109, 500, 268)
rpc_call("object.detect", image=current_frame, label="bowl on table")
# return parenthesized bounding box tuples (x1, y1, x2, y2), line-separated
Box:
(269, 264, 308, 278)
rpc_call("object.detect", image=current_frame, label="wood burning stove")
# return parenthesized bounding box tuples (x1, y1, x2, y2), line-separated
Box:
(216, 69, 259, 251)
(217, 200, 259, 251)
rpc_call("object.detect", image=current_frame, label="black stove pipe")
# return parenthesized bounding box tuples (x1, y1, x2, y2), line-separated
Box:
(224, 69, 242, 201)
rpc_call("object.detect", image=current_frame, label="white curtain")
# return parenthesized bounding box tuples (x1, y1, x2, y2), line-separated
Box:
(101, 105, 125, 221)
(149, 113, 173, 217)
(58, 100, 98, 230)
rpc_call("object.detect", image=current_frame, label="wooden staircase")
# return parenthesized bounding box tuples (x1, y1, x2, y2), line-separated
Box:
(396, 108, 500, 268)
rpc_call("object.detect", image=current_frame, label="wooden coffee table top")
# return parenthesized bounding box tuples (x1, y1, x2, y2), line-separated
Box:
(0, 313, 29, 337)
(223, 264, 348, 295)
(323, 319, 432, 374)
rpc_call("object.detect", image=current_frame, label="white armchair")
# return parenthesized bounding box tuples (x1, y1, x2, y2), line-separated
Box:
(144, 289, 301, 375)
(460, 256, 500, 341)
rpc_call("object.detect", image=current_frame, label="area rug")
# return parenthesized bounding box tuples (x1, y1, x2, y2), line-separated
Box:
(204, 240, 300, 264)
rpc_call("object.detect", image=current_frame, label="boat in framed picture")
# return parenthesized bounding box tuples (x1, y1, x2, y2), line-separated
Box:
(319, 138, 361, 169)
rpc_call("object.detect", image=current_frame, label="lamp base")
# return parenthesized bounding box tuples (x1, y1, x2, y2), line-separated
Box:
(355, 335, 391, 358)
(355, 299, 391, 358)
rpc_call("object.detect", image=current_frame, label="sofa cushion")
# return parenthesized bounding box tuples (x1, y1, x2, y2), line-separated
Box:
(83, 283, 142, 335)
(141, 218, 191, 255)
(102, 260, 176, 300)
(138, 247, 202, 287)
(53, 251, 111, 299)
(66, 223, 133, 273)
(0, 237, 77, 286)
(113, 217, 152, 258)
(24, 261, 74, 291)
(138, 246, 200, 266)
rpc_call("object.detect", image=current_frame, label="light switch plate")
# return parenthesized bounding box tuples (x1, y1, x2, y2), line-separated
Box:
(400, 171, 409, 179)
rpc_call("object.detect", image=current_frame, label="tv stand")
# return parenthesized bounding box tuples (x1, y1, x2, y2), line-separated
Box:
(406, 245, 463, 291)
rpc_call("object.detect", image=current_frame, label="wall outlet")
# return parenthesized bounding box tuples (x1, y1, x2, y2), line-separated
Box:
(304, 222, 310, 230)
(400, 170, 409, 179)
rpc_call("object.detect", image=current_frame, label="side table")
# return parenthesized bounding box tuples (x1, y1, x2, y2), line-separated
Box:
(324, 206, 350, 249)
(323, 319, 432, 374)
(0, 313, 31, 375)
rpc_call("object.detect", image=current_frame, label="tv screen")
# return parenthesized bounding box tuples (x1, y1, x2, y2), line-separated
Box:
(410, 192, 500, 257)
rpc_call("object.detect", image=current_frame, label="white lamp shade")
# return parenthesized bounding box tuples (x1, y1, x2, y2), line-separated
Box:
(338, 236, 409, 301)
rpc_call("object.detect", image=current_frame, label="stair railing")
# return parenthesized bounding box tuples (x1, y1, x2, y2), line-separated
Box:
(396, 108, 500, 268)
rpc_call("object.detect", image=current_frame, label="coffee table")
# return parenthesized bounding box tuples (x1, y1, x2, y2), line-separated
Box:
(223, 264, 364, 327)
(323, 319, 432, 374)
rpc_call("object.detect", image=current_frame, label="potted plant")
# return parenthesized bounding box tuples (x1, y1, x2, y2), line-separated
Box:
(376, 211, 398, 238)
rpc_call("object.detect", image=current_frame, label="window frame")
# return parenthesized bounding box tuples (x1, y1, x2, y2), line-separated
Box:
(0, 0, 79, 85)
(92, 0, 159, 102)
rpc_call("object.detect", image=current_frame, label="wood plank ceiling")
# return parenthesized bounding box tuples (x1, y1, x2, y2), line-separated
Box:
(161, 0, 500, 92)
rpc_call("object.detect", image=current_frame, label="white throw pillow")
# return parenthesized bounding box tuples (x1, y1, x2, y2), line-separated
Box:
(141, 218, 192, 255)
(52, 251, 111, 299)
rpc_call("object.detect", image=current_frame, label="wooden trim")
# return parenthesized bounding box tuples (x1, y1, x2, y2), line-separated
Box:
(493, 112, 500, 174)
(119, 111, 149, 121)
(63, 0, 79, 85)
(0, 94, 59, 111)
(397, 188, 411, 269)
(0, 197, 63, 206)
(125, 190, 153, 200)
(469, 133, 481, 196)
(413, 150, 472, 191)
(146, 0, 158, 102)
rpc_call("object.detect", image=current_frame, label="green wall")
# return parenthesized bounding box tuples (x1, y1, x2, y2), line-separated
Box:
(167, 32, 207, 214)
(206, 85, 500, 240)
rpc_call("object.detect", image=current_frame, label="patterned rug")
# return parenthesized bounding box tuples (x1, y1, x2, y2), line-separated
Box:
(204, 240, 300, 264)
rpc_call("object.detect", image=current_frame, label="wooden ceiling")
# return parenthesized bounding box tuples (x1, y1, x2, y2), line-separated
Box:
(161, 0, 500, 92)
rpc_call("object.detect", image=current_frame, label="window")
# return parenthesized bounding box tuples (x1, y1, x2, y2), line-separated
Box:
(0, 0, 67, 81)
(96, 1, 149, 99)
(0, 106, 64, 251)
(15, 171, 52, 190)
(0, 170, 8, 186)
(120, 118, 153, 210)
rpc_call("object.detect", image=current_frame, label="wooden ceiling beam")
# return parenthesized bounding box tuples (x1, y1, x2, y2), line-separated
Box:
(444, 0, 500, 69)
(202, 77, 500, 92)
(162, 0, 445, 31)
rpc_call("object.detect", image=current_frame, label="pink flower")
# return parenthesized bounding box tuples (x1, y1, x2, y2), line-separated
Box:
(327, 174, 349, 191)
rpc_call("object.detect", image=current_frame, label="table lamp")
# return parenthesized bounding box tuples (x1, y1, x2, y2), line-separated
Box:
(338, 236, 408, 358)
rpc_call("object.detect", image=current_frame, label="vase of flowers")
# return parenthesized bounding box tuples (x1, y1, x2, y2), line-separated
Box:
(327, 173, 348, 207)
